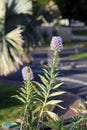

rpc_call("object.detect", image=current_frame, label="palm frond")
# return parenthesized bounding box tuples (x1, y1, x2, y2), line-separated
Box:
(0, 38, 21, 75)
(0, 0, 6, 20)
(6, 0, 32, 15)
(0, 26, 28, 75)
(0, 0, 31, 75)
(6, 27, 24, 45)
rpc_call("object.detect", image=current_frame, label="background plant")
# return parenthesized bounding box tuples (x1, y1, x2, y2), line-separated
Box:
(0, 0, 60, 76)
(46, 118, 65, 130)
(0, 0, 32, 76)
(69, 102, 87, 130)
(14, 67, 36, 130)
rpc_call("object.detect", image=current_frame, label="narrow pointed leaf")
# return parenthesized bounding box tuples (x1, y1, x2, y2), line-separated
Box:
(57, 104, 66, 110)
(52, 82, 63, 89)
(35, 98, 44, 103)
(32, 84, 43, 97)
(45, 111, 59, 120)
(44, 72, 50, 79)
(14, 95, 26, 103)
(45, 100, 63, 106)
(43, 68, 49, 74)
(20, 87, 26, 94)
(33, 81, 47, 93)
(39, 74, 48, 86)
(33, 105, 42, 115)
(49, 91, 65, 97)
(41, 91, 47, 97)
(18, 92, 27, 101)
(70, 106, 78, 113)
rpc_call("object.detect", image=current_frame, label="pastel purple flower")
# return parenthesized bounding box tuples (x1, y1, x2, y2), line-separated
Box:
(50, 36, 63, 51)
(21, 66, 34, 80)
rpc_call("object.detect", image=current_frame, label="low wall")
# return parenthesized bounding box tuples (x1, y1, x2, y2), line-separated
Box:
(56, 27, 72, 42)
(39, 26, 72, 42)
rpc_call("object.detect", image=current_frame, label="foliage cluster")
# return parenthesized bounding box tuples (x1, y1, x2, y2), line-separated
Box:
(14, 43, 64, 130)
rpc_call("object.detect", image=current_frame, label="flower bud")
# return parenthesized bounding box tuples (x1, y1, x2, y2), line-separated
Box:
(21, 66, 34, 80)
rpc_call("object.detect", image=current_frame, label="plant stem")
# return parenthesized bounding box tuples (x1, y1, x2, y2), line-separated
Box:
(37, 48, 58, 130)
(37, 91, 49, 130)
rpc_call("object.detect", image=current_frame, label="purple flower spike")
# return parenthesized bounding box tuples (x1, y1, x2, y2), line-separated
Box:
(21, 66, 34, 80)
(50, 36, 63, 51)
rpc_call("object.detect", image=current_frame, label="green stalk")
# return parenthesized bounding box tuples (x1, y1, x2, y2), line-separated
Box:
(37, 89, 50, 130)
(20, 105, 28, 130)
(50, 48, 58, 86)
(37, 48, 58, 130)
(21, 78, 33, 130)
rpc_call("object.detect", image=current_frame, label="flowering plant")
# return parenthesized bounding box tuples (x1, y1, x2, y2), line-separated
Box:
(14, 36, 65, 130)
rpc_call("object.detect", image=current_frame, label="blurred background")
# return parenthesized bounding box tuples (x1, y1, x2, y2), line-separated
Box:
(0, 0, 87, 125)
(0, 0, 87, 76)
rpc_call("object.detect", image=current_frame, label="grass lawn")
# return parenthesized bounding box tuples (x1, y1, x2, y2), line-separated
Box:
(64, 41, 87, 48)
(67, 52, 87, 59)
(0, 84, 22, 125)
(72, 29, 87, 35)
(32, 41, 87, 51)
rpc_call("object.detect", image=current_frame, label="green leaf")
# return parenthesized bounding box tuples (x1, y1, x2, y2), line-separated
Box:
(33, 81, 47, 94)
(38, 74, 48, 86)
(50, 78, 55, 85)
(44, 72, 50, 80)
(49, 91, 65, 97)
(41, 91, 47, 97)
(32, 84, 43, 97)
(14, 95, 26, 103)
(20, 87, 26, 94)
(57, 104, 66, 110)
(45, 100, 63, 106)
(32, 105, 42, 115)
(53, 73, 59, 79)
(44, 111, 59, 120)
(43, 68, 50, 79)
(52, 82, 63, 89)
(35, 97, 43, 103)
(17, 91, 27, 101)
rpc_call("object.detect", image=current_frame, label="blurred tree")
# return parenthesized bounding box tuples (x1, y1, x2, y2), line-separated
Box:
(55, 0, 87, 25)
(27, 0, 61, 46)
(0, 0, 60, 76)
(79, 0, 87, 24)
(0, 0, 33, 76)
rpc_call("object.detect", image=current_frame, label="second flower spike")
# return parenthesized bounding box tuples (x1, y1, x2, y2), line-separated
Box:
(21, 66, 34, 80)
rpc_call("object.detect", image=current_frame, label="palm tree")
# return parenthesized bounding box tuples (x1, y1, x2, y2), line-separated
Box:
(0, 0, 32, 76)
(0, 0, 60, 76)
